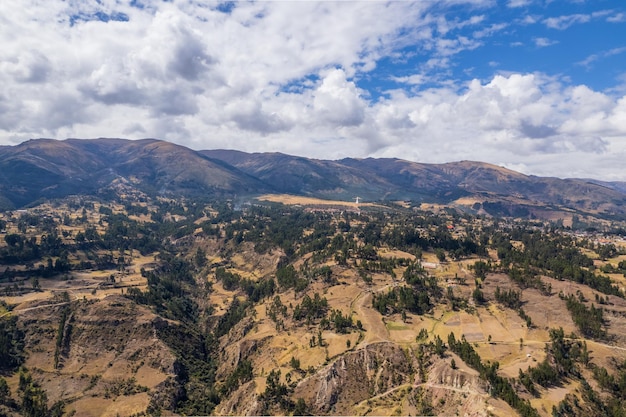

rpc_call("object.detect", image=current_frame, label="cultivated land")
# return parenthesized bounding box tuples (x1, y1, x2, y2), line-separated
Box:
(1, 193, 626, 416)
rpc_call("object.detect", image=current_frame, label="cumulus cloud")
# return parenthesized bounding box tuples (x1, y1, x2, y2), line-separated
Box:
(0, 0, 625, 180)
(1, 51, 51, 83)
(313, 69, 365, 127)
(362, 73, 626, 179)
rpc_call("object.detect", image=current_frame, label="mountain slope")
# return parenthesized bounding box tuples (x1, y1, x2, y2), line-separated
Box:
(0, 139, 625, 220)
(0, 139, 106, 208)
(200, 150, 396, 200)
(338, 158, 626, 216)
(206, 150, 626, 219)
(0, 139, 265, 209)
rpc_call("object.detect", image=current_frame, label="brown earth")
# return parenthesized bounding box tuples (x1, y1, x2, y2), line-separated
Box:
(6, 295, 178, 417)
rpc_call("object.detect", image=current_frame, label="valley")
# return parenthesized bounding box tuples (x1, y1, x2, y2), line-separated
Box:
(1, 189, 626, 416)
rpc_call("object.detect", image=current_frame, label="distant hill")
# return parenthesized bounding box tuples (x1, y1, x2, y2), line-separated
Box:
(204, 150, 626, 220)
(585, 179, 626, 195)
(1, 138, 625, 220)
(0, 138, 265, 209)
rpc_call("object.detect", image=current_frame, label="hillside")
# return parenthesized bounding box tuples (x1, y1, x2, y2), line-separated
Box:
(0, 138, 625, 222)
(206, 150, 626, 220)
(0, 138, 264, 209)
(1, 194, 626, 416)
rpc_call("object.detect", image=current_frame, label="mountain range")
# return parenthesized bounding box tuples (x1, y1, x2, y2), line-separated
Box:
(1, 138, 625, 220)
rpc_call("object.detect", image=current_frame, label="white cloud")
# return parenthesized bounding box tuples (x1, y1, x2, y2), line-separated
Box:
(313, 69, 366, 127)
(542, 10, 616, 30)
(507, 0, 533, 7)
(607, 13, 626, 23)
(543, 13, 591, 29)
(363, 73, 626, 179)
(533, 37, 558, 47)
(577, 47, 626, 69)
(0, 0, 625, 180)
(473, 22, 508, 38)
(391, 74, 427, 86)
(519, 15, 539, 25)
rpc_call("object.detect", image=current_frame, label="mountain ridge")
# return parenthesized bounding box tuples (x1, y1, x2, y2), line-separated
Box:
(0, 138, 624, 220)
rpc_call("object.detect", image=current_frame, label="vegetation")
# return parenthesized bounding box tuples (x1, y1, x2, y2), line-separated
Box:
(561, 293, 607, 339)
(0, 313, 24, 373)
(447, 332, 539, 417)
(1, 191, 626, 416)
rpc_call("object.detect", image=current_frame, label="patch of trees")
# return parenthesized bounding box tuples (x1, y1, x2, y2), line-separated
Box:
(597, 243, 619, 261)
(53, 298, 72, 369)
(213, 267, 276, 303)
(373, 262, 441, 315)
(246, 205, 323, 257)
(472, 287, 486, 305)
(220, 359, 253, 396)
(298, 264, 337, 286)
(327, 233, 356, 265)
(470, 260, 491, 279)
(0, 234, 42, 264)
(383, 226, 429, 252)
(447, 332, 539, 417)
(123, 203, 149, 216)
(359, 256, 412, 276)
(404, 262, 440, 293)
(267, 295, 288, 330)
(293, 293, 328, 323)
(103, 377, 148, 398)
(276, 265, 308, 292)
(493, 229, 622, 297)
(552, 379, 619, 417)
(562, 294, 607, 339)
(0, 230, 66, 264)
(214, 297, 251, 338)
(215, 267, 242, 291)
(239, 277, 276, 303)
(17, 369, 53, 417)
(258, 369, 296, 414)
(128, 254, 199, 323)
(357, 220, 384, 246)
(494, 287, 522, 309)
(518, 328, 588, 395)
(325, 309, 354, 334)
(546, 328, 589, 375)
(592, 360, 626, 414)
(507, 266, 551, 295)
(153, 319, 220, 415)
(0, 314, 24, 373)
(373, 285, 432, 315)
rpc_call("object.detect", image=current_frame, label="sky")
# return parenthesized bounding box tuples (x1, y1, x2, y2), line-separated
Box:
(1, 0, 626, 181)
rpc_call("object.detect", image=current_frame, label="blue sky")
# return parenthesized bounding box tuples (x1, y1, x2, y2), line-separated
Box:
(0, 0, 625, 180)
(358, 1, 626, 98)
